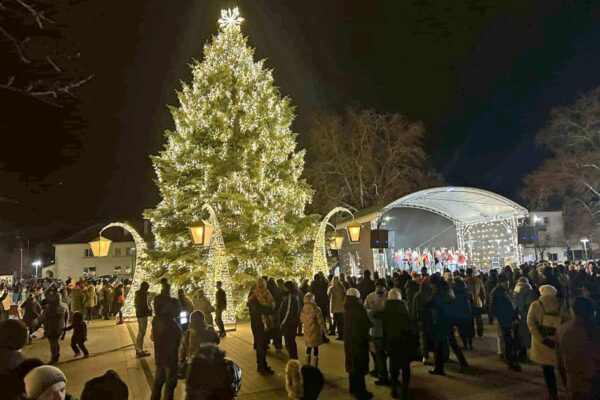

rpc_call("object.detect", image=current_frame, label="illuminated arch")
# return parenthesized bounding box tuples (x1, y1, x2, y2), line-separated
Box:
(312, 207, 353, 276)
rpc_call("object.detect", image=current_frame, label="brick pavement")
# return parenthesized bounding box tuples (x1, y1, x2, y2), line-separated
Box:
(21, 319, 564, 399)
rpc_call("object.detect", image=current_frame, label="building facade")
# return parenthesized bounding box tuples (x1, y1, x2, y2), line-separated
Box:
(49, 223, 140, 280)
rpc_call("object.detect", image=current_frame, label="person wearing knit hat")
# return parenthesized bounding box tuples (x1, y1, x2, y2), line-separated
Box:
(0, 319, 28, 374)
(346, 287, 360, 298)
(285, 359, 324, 400)
(24, 365, 71, 400)
(528, 283, 562, 400)
(489, 272, 521, 372)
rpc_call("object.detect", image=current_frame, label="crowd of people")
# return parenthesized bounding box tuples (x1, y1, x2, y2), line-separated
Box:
(1, 259, 600, 399)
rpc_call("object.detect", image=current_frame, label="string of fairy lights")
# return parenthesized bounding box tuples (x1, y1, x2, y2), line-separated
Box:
(464, 220, 516, 267)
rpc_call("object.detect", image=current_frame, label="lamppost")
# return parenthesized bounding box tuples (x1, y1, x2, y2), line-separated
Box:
(32, 260, 41, 278)
(187, 203, 235, 327)
(312, 207, 362, 277)
(581, 238, 589, 260)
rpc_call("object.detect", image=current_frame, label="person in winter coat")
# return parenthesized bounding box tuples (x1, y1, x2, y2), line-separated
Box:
(193, 290, 215, 326)
(248, 285, 275, 376)
(63, 311, 89, 358)
(328, 276, 346, 340)
(42, 291, 66, 364)
(451, 277, 474, 349)
(134, 281, 153, 357)
(83, 283, 96, 321)
(112, 283, 125, 325)
(413, 280, 435, 365)
(70, 283, 85, 315)
(309, 274, 330, 339)
(177, 289, 194, 330)
(464, 268, 485, 337)
(404, 274, 421, 316)
(357, 270, 375, 301)
(285, 359, 324, 400)
(428, 278, 468, 375)
(300, 292, 327, 367)
(364, 278, 388, 384)
(99, 282, 112, 320)
(484, 269, 499, 324)
(186, 343, 242, 400)
(527, 284, 563, 400)
(381, 288, 417, 400)
(20, 293, 42, 344)
(279, 281, 300, 359)
(0, 319, 28, 374)
(490, 274, 521, 371)
(343, 288, 373, 400)
(23, 365, 76, 400)
(556, 296, 600, 400)
(150, 283, 182, 400)
(178, 310, 220, 366)
(513, 276, 536, 356)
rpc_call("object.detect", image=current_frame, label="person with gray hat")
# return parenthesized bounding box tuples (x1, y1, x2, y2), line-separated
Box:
(344, 287, 373, 399)
(23, 365, 74, 400)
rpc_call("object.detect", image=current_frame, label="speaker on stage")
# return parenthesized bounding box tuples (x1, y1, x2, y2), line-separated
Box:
(370, 229, 389, 248)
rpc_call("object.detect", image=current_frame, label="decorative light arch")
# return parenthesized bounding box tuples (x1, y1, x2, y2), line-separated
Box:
(201, 204, 236, 325)
(98, 222, 153, 318)
(312, 207, 354, 276)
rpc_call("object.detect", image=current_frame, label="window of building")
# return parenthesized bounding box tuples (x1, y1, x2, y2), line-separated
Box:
(548, 253, 558, 261)
(84, 249, 93, 257)
(83, 267, 97, 276)
(114, 266, 122, 274)
(115, 248, 122, 256)
(544, 217, 549, 224)
(126, 247, 136, 256)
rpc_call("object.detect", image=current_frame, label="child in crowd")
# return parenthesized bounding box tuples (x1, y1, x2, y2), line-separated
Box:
(63, 311, 89, 358)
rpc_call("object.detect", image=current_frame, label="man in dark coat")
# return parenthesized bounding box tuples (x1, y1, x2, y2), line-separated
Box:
(556, 296, 600, 400)
(357, 270, 375, 301)
(428, 278, 469, 375)
(215, 281, 227, 338)
(248, 288, 275, 376)
(134, 281, 152, 357)
(278, 281, 300, 360)
(404, 275, 421, 315)
(343, 288, 373, 400)
(382, 289, 417, 399)
(490, 274, 521, 371)
(41, 288, 65, 364)
(150, 283, 182, 400)
(309, 274, 330, 343)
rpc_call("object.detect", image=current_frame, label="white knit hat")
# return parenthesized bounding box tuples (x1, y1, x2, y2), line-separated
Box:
(24, 365, 67, 400)
(387, 288, 402, 300)
(346, 288, 361, 298)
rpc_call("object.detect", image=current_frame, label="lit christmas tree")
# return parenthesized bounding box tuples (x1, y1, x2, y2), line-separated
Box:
(145, 8, 315, 298)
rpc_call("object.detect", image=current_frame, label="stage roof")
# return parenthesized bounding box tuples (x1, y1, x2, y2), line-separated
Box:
(383, 187, 528, 225)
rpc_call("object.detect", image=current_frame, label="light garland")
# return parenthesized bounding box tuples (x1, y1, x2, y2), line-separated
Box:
(312, 207, 353, 276)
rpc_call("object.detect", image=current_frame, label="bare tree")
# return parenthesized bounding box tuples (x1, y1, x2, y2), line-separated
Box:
(523, 86, 600, 241)
(0, 0, 92, 106)
(305, 109, 442, 214)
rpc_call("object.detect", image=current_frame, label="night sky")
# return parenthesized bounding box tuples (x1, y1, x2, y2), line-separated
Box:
(2, 0, 600, 241)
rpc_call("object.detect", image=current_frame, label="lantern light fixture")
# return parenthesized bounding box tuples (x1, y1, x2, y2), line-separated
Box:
(330, 233, 345, 250)
(347, 220, 362, 243)
(188, 220, 214, 247)
(88, 236, 112, 257)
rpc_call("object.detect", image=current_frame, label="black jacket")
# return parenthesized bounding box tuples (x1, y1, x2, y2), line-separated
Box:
(382, 299, 419, 363)
(278, 292, 300, 335)
(65, 320, 87, 342)
(135, 289, 152, 318)
(343, 296, 372, 375)
(247, 295, 273, 346)
(215, 288, 227, 310)
(489, 285, 518, 328)
(357, 278, 375, 301)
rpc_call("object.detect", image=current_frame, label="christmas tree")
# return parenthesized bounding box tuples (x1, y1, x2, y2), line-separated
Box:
(145, 8, 315, 296)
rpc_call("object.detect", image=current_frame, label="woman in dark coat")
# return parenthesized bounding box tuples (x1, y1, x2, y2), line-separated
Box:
(248, 285, 275, 376)
(451, 277, 474, 349)
(343, 288, 373, 400)
(278, 281, 300, 360)
(413, 280, 434, 364)
(382, 289, 418, 399)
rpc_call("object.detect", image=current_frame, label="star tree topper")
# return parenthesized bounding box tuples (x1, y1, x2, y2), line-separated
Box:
(218, 7, 244, 29)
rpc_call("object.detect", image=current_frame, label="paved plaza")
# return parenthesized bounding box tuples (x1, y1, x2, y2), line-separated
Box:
(21, 319, 563, 399)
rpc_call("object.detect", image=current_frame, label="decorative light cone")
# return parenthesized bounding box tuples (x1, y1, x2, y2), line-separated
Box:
(188, 220, 214, 247)
(89, 236, 112, 257)
(347, 221, 362, 243)
(330, 233, 345, 250)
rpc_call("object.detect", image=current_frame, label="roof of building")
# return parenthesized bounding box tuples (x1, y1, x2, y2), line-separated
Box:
(383, 186, 528, 225)
(55, 222, 143, 245)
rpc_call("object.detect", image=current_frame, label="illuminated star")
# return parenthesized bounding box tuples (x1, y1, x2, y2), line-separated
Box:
(218, 7, 244, 29)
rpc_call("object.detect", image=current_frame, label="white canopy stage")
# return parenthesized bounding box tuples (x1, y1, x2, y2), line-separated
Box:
(380, 186, 529, 269)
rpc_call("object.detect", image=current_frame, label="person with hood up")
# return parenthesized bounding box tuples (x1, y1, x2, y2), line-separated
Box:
(300, 292, 327, 366)
(364, 278, 389, 385)
(556, 296, 600, 400)
(490, 274, 521, 371)
(285, 359, 324, 400)
(343, 288, 373, 400)
(279, 281, 300, 360)
(513, 276, 536, 357)
(451, 277, 474, 349)
(428, 278, 469, 375)
(185, 343, 242, 400)
(381, 288, 418, 399)
(178, 310, 220, 373)
(80, 369, 129, 400)
(0, 319, 28, 374)
(527, 284, 564, 400)
(247, 281, 275, 376)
